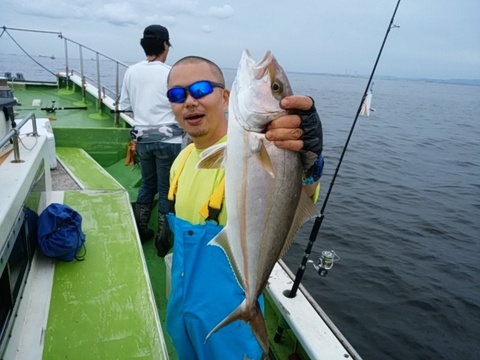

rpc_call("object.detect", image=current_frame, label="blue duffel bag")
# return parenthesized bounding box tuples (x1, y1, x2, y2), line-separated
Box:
(38, 203, 86, 262)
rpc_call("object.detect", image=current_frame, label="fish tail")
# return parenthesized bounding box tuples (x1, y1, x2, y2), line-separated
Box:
(205, 299, 269, 357)
(250, 299, 269, 356)
(205, 299, 246, 343)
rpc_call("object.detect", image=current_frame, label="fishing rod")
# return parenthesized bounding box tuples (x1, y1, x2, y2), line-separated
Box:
(34, 100, 87, 113)
(16, 105, 88, 112)
(288, 0, 402, 298)
(110, 109, 133, 114)
(40, 106, 88, 113)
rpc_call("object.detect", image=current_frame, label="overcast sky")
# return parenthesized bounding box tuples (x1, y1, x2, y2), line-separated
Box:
(1, 0, 479, 80)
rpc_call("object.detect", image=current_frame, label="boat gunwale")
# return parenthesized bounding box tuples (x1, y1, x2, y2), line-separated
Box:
(276, 259, 363, 359)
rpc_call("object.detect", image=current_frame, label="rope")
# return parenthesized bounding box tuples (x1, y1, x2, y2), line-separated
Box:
(1, 27, 57, 77)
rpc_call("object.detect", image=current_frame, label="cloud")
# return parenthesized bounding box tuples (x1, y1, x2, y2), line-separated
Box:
(95, 3, 139, 26)
(207, 5, 233, 19)
(161, 0, 201, 16)
(9, 0, 85, 20)
(159, 16, 177, 27)
(7, 0, 141, 26)
(201, 25, 214, 33)
(2, 0, 479, 79)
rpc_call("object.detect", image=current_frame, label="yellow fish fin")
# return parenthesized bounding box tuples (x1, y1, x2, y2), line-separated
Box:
(208, 227, 246, 290)
(197, 142, 227, 169)
(255, 140, 275, 178)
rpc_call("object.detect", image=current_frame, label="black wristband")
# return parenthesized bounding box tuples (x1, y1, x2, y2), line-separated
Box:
(298, 97, 323, 157)
(294, 97, 323, 171)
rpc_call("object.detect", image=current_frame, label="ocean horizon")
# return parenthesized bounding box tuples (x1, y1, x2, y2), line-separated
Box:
(3, 52, 480, 87)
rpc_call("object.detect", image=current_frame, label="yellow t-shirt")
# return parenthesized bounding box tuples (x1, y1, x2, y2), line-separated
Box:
(170, 135, 320, 226)
(170, 136, 227, 226)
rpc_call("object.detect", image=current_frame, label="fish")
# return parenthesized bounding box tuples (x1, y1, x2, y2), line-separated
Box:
(198, 49, 319, 356)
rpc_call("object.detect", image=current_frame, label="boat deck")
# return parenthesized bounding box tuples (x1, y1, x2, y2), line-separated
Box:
(1, 73, 362, 360)
(12, 81, 114, 127)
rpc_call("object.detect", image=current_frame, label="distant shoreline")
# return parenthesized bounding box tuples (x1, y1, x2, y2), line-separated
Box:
(2, 52, 480, 87)
(221, 66, 480, 87)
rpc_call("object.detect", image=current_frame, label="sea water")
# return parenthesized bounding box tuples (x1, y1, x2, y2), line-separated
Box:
(1, 53, 479, 360)
(281, 73, 480, 360)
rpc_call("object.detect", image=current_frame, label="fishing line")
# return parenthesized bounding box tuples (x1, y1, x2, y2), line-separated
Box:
(288, 0, 402, 298)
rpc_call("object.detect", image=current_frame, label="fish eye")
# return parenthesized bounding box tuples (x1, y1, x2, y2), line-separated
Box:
(271, 81, 284, 94)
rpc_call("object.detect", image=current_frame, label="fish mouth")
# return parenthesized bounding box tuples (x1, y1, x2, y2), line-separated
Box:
(254, 51, 274, 78)
(241, 49, 293, 99)
(241, 49, 275, 80)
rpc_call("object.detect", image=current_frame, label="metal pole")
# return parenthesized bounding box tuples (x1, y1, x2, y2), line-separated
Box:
(96, 52, 102, 112)
(64, 37, 69, 82)
(114, 62, 120, 126)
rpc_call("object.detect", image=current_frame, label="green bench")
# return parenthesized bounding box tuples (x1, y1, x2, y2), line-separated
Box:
(41, 149, 168, 359)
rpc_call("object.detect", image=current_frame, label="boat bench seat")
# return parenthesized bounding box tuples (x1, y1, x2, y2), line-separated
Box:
(3, 140, 169, 359)
(56, 147, 123, 190)
(41, 190, 168, 359)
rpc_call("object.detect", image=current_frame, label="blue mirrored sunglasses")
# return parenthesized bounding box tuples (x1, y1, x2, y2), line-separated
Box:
(167, 80, 225, 103)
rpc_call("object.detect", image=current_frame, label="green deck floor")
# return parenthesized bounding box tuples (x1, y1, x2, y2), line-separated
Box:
(13, 83, 114, 127)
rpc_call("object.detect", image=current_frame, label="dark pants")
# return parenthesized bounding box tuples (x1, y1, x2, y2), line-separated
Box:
(135, 141, 181, 213)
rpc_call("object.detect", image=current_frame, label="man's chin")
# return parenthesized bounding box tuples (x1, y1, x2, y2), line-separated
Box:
(185, 127, 207, 139)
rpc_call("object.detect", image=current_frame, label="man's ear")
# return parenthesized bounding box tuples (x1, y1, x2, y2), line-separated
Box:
(222, 88, 230, 111)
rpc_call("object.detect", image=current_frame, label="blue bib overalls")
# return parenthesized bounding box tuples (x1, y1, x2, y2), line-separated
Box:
(165, 214, 264, 360)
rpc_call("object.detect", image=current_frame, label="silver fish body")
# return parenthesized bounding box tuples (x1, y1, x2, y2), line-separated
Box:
(199, 49, 319, 356)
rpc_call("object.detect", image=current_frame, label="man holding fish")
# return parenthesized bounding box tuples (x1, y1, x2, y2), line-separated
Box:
(165, 52, 323, 359)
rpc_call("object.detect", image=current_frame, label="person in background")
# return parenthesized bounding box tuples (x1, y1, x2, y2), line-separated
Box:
(165, 56, 323, 359)
(119, 25, 184, 256)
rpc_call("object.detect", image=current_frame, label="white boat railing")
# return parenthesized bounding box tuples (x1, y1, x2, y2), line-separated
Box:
(1, 26, 129, 123)
(0, 111, 38, 163)
(59, 34, 129, 109)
